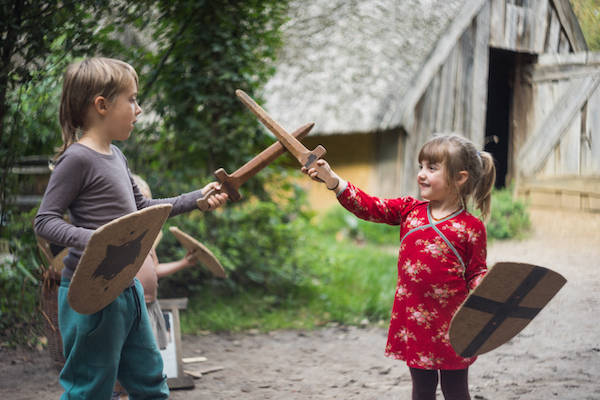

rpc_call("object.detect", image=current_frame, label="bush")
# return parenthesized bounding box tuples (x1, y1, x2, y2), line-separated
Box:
(157, 182, 316, 300)
(0, 208, 45, 347)
(485, 187, 531, 241)
(316, 207, 398, 245)
(315, 187, 531, 245)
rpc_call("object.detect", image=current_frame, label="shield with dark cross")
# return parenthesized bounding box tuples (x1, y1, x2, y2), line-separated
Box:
(449, 262, 566, 358)
(68, 204, 172, 314)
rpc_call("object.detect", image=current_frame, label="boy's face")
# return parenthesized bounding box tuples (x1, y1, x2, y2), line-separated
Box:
(104, 79, 142, 141)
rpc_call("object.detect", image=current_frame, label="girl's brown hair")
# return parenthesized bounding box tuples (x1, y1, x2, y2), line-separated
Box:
(418, 133, 496, 220)
(56, 57, 138, 158)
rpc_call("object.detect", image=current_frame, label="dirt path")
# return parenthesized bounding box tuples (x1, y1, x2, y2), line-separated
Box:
(1, 208, 599, 399)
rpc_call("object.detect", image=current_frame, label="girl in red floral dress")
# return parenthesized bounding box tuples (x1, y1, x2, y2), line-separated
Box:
(303, 134, 496, 400)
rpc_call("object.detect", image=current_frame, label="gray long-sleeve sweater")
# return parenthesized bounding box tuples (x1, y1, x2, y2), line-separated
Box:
(34, 143, 203, 280)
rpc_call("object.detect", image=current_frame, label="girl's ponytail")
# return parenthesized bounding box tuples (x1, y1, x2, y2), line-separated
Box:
(474, 151, 496, 220)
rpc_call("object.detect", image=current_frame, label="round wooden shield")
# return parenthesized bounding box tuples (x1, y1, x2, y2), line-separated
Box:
(449, 262, 567, 358)
(68, 204, 172, 314)
(168, 226, 226, 278)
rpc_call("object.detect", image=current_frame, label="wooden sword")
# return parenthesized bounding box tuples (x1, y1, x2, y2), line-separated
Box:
(235, 90, 338, 189)
(197, 121, 314, 210)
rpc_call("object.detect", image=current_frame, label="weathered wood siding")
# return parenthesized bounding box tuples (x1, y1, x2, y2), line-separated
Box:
(518, 53, 600, 178)
(402, 1, 490, 194)
(515, 53, 600, 211)
(489, 0, 586, 54)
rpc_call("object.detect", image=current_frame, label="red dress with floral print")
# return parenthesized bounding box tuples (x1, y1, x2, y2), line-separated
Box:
(338, 182, 488, 370)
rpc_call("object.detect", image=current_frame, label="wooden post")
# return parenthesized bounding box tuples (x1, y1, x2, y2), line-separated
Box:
(158, 298, 195, 390)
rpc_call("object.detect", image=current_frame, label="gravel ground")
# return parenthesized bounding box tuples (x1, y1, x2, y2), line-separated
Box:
(1, 208, 599, 399)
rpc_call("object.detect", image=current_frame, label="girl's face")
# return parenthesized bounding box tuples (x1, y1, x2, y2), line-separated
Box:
(104, 79, 142, 141)
(417, 159, 452, 202)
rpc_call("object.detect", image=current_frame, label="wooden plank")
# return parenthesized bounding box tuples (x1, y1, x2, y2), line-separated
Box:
(537, 51, 588, 65)
(531, 64, 600, 82)
(159, 298, 188, 310)
(182, 356, 208, 364)
(470, 1, 490, 146)
(454, 38, 466, 133)
(506, 4, 534, 52)
(584, 85, 600, 173)
(504, 4, 518, 50)
(532, 52, 600, 82)
(435, 56, 452, 132)
(550, 0, 588, 52)
(518, 75, 600, 175)
(558, 30, 571, 54)
(489, 0, 506, 47)
(397, 0, 487, 132)
(456, 25, 474, 135)
(444, 47, 459, 131)
(545, 8, 561, 53)
(555, 113, 581, 174)
(533, 0, 550, 53)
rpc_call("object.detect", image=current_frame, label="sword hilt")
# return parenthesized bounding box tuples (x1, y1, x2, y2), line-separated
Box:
(196, 169, 243, 211)
(303, 145, 327, 169)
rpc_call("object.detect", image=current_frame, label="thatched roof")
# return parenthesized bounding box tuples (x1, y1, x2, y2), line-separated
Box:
(262, 0, 467, 136)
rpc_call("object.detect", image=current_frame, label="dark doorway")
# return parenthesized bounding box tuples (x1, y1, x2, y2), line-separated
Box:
(484, 48, 516, 188)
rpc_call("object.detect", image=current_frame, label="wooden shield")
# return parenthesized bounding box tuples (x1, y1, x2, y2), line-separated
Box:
(169, 226, 226, 278)
(449, 262, 566, 358)
(68, 204, 172, 314)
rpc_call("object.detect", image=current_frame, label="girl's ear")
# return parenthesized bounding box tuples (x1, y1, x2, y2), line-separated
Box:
(456, 170, 469, 187)
(92, 96, 109, 115)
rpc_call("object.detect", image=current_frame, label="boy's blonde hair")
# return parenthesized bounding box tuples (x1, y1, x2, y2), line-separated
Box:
(57, 57, 139, 157)
(132, 174, 152, 199)
(418, 133, 496, 220)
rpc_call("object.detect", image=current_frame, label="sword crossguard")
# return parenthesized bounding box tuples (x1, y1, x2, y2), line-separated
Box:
(304, 145, 327, 169)
(196, 168, 244, 211)
(214, 168, 242, 202)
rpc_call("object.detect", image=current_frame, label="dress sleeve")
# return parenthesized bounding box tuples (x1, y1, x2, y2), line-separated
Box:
(464, 217, 488, 291)
(337, 181, 420, 226)
(34, 152, 94, 249)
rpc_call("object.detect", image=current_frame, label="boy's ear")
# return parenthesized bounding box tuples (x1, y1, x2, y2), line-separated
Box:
(93, 96, 109, 115)
(456, 170, 469, 187)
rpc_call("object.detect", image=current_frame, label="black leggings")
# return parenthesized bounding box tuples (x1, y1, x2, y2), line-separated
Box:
(409, 367, 470, 400)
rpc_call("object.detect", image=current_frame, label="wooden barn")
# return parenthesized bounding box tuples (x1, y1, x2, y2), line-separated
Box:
(262, 0, 600, 212)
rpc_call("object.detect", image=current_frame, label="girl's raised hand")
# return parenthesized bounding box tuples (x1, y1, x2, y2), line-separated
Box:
(301, 159, 341, 191)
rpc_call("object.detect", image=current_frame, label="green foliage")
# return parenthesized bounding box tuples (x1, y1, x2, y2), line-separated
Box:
(123, 0, 290, 189)
(1, 0, 292, 345)
(484, 188, 531, 241)
(157, 180, 312, 298)
(0, 208, 44, 346)
(316, 207, 399, 245)
(0, 0, 124, 226)
(570, 0, 600, 50)
(181, 231, 398, 333)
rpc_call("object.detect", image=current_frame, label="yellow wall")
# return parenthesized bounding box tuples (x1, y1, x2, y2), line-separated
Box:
(296, 133, 375, 212)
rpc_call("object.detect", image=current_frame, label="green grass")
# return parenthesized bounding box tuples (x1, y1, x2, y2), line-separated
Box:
(180, 187, 530, 334)
(181, 234, 397, 334)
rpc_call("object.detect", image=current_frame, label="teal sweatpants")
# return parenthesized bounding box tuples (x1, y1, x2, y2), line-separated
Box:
(58, 278, 169, 400)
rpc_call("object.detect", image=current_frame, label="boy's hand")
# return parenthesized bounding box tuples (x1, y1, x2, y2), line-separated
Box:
(200, 182, 228, 210)
(301, 159, 340, 190)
